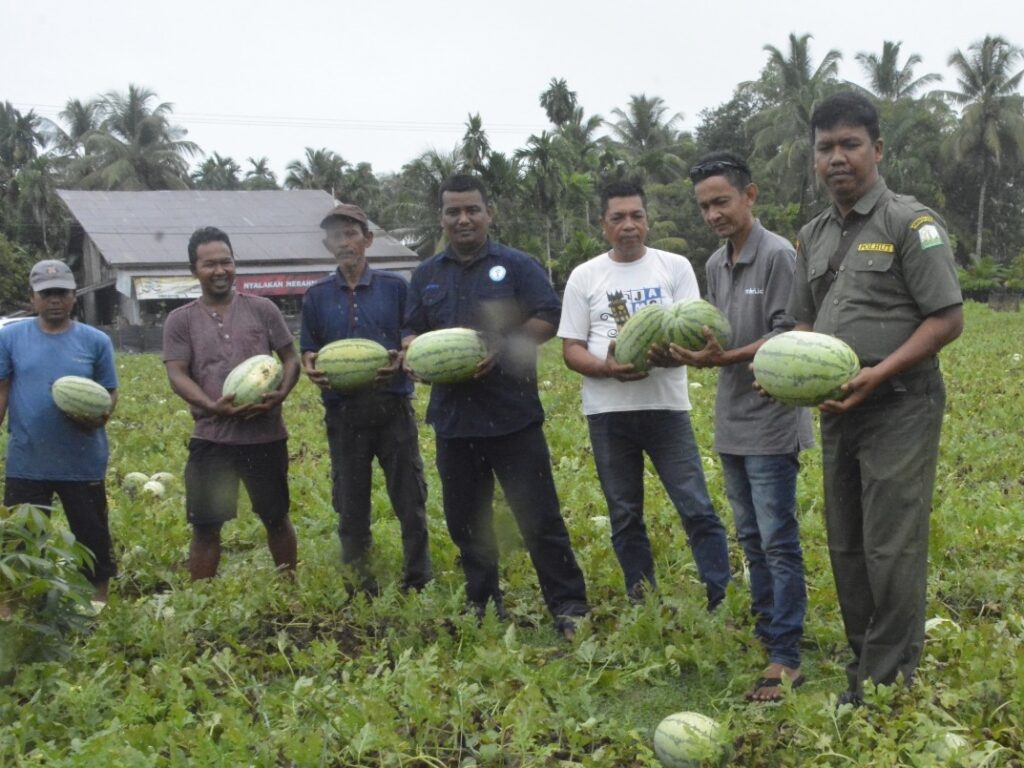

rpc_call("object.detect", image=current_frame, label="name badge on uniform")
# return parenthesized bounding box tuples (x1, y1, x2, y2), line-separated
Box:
(489, 266, 507, 282)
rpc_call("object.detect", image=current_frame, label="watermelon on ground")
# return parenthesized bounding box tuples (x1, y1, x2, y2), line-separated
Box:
(653, 711, 723, 768)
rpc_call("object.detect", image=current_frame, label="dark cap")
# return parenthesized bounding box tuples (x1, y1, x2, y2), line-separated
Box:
(320, 203, 369, 229)
(29, 259, 76, 291)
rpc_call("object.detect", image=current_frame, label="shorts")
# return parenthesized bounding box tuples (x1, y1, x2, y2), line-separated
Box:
(184, 438, 290, 528)
(3, 477, 118, 582)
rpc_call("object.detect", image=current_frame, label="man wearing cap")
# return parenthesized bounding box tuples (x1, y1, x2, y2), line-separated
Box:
(163, 226, 300, 581)
(300, 203, 431, 595)
(0, 260, 118, 606)
(403, 174, 588, 639)
(790, 92, 963, 705)
(674, 152, 813, 701)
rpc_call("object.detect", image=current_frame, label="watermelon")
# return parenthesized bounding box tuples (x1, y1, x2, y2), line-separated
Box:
(222, 355, 283, 406)
(150, 472, 175, 486)
(316, 338, 390, 391)
(51, 376, 112, 420)
(614, 303, 670, 372)
(653, 711, 723, 768)
(142, 480, 165, 498)
(405, 328, 487, 384)
(122, 472, 151, 495)
(752, 331, 860, 407)
(663, 299, 732, 352)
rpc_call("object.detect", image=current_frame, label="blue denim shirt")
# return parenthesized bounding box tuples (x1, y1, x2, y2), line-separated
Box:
(404, 239, 559, 439)
(300, 266, 412, 403)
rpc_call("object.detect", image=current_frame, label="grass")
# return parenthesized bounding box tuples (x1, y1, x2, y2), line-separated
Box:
(1, 301, 1022, 766)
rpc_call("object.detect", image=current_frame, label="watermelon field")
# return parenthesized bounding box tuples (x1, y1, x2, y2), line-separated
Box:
(1, 300, 1022, 767)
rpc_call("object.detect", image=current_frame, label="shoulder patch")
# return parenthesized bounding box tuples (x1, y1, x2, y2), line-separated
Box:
(917, 224, 944, 250)
(910, 214, 935, 231)
(857, 242, 895, 253)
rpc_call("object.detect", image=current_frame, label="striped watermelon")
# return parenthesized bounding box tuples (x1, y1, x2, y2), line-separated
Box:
(222, 355, 283, 406)
(51, 375, 112, 420)
(316, 338, 390, 391)
(614, 303, 669, 372)
(663, 299, 732, 351)
(752, 331, 860, 406)
(405, 328, 487, 384)
(653, 711, 722, 768)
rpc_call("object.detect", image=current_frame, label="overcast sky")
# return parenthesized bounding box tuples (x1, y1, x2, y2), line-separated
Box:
(4, 0, 1022, 180)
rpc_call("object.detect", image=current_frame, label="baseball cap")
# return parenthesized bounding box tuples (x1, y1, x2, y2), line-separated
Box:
(29, 260, 76, 291)
(320, 203, 369, 229)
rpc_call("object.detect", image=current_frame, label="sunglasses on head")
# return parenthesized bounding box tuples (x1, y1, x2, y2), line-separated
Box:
(688, 159, 750, 184)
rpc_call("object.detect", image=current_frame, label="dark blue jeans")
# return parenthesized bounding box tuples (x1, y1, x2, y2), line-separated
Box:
(720, 452, 806, 669)
(324, 394, 432, 589)
(587, 410, 730, 607)
(435, 423, 589, 622)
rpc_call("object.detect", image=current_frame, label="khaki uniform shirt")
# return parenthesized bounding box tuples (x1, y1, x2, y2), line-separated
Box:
(788, 178, 962, 366)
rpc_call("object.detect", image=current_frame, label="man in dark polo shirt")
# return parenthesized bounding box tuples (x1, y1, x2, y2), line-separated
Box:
(403, 174, 588, 639)
(789, 92, 963, 706)
(676, 152, 813, 701)
(163, 226, 300, 581)
(301, 203, 431, 595)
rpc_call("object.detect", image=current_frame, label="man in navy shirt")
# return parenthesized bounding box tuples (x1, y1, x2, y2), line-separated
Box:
(403, 174, 588, 639)
(302, 203, 431, 594)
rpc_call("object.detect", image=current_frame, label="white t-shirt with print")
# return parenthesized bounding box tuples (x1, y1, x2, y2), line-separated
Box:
(558, 248, 698, 415)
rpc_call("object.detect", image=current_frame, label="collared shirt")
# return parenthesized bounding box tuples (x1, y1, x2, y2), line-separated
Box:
(0, 320, 117, 481)
(163, 293, 293, 445)
(404, 239, 559, 438)
(300, 266, 413, 404)
(789, 178, 962, 366)
(706, 221, 813, 455)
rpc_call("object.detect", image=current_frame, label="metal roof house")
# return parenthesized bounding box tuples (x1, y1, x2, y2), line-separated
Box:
(56, 190, 421, 327)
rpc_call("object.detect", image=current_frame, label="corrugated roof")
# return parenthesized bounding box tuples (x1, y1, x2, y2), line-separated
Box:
(56, 190, 418, 268)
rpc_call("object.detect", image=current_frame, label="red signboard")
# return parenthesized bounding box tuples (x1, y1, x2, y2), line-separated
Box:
(235, 273, 331, 296)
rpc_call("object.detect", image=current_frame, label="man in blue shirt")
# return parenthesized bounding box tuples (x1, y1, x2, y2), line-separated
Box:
(302, 203, 431, 594)
(0, 260, 118, 607)
(403, 174, 588, 639)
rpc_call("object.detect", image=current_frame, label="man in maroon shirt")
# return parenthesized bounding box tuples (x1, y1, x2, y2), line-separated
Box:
(163, 227, 300, 580)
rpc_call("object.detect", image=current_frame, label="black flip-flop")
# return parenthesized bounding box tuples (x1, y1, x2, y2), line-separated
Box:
(745, 674, 806, 702)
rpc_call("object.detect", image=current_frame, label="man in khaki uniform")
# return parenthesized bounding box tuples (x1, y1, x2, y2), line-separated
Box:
(788, 92, 963, 706)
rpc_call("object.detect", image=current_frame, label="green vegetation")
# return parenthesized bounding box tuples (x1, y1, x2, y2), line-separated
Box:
(1, 301, 1021, 765)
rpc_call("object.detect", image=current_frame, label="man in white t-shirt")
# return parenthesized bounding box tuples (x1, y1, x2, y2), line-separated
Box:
(558, 180, 730, 608)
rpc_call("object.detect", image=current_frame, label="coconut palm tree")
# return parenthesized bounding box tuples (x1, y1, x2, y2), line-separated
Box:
(191, 152, 242, 190)
(748, 33, 842, 216)
(461, 113, 490, 174)
(608, 94, 689, 183)
(540, 78, 577, 128)
(76, 85, 198, 190)
(243, 157, 279, 190)
(52, 98, 101, 158)
(393, 147, 464, 256)
(941, 35, 1024, 261)
(517, 132, 570, 277)
(856, 41, 942, 101)
(284, 147, 348, 193)
(0, 102, 47, 172)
